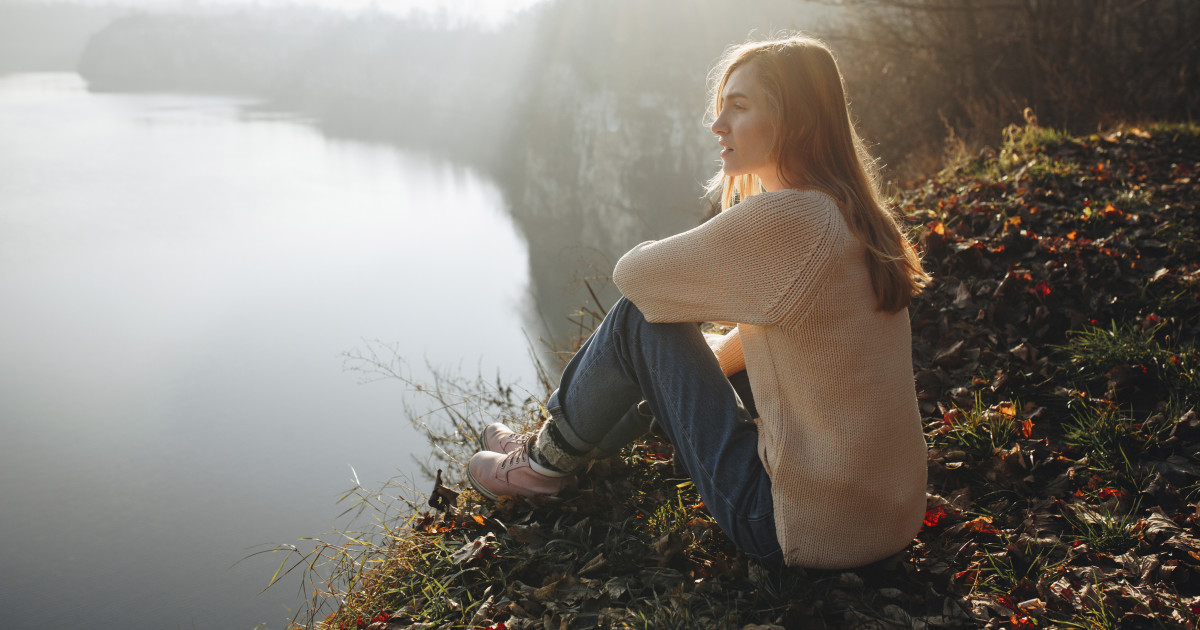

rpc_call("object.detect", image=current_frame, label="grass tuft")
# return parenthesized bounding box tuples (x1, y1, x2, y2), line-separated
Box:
(1062, 403, 1169, 486)
(931, 393, 1023, 462)
(1063, 502, 1141, 555)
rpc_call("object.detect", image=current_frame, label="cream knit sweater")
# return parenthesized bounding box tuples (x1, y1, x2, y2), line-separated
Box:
(613, 188, 927, 569)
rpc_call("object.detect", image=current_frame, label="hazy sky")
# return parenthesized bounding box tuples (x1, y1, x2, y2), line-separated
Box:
(41, 0, 553, 25)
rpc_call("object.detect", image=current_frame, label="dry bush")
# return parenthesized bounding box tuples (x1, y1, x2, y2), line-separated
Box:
(823, 0, 1200, 180)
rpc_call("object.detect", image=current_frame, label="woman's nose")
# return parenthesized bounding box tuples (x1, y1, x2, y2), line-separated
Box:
(711, 114, 728, 135)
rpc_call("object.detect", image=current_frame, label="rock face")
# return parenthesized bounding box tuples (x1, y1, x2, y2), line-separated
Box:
(511, 61, 716, 347)
(75, 0, 825, 360)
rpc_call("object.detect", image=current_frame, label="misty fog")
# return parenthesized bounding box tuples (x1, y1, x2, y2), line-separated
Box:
(0, 1, 831, 628)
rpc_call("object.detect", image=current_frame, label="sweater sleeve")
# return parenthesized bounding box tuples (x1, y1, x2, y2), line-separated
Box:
(613, 190, 841, 326)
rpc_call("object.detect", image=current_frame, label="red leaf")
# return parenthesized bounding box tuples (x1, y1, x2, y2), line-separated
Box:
(923, 506, 948, 528)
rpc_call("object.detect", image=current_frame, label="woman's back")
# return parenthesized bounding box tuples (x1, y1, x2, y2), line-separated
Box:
(616, 188, 926, 568)
(747, 191, 926, 568)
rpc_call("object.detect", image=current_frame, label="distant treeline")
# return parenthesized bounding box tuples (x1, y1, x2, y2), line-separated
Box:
(0, 2, 127, 74)
(71, 0, 1200, 181)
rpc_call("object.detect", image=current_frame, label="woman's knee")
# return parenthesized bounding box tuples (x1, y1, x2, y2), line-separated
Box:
(611, 296, 705, 346)
(608, 296, 644, 326)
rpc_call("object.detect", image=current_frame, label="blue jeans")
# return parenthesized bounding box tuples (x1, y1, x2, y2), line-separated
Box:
(546, 297, 784, 568)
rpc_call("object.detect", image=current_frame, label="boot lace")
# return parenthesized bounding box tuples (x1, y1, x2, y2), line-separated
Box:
(499, 446, 527, 470)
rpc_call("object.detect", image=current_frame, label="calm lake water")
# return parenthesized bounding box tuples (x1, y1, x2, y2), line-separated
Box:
(0, 73, 539, 629)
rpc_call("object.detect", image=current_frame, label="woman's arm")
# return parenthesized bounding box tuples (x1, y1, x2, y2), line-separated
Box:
(613, 190, 840, 326)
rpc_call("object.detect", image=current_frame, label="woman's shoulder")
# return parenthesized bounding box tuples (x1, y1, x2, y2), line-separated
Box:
(736, 188, 839, 213)
(775, 187, 840, 207)
(729, 189, 841, 231)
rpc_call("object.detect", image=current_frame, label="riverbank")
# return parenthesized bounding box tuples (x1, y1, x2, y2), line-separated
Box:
(275, 122, 1200, 629)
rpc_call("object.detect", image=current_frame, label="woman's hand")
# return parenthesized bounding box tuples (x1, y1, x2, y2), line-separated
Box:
(704, 326, 746, 377)
(703, 331, 727, 353)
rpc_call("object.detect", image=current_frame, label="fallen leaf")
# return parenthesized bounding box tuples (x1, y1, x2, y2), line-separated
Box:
(923, 505, 949, 528)
(579, 553, 607, 576)
(428, 469, 460, 514)
(533, 574, 565, 602)
(449, 532, 495, 565)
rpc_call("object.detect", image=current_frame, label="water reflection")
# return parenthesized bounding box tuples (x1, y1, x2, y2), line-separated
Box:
(0, 73, 535, 629)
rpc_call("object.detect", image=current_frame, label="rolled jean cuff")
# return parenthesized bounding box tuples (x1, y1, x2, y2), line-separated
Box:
(544, 391, 597, 452)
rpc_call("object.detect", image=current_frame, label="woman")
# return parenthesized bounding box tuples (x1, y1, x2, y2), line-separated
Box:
(467, 34, 930, 570)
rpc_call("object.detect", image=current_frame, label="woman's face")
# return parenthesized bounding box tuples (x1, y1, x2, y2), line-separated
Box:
(712, 62, 783, 192)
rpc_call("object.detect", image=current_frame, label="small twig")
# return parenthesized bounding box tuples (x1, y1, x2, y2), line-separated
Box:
(584, 277, 609, 317)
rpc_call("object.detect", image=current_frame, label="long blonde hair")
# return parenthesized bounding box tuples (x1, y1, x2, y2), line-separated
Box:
(706, 35, 928, 312)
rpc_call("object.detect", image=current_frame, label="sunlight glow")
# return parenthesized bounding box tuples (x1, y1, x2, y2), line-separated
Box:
(46, 0, 553, 27)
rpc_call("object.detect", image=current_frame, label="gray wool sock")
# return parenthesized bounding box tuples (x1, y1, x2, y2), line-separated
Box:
(528, 419, 593, 476)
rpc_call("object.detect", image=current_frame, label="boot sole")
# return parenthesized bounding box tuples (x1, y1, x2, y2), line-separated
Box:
(466, 465, 500, 502)
(466, 462, 566, 501)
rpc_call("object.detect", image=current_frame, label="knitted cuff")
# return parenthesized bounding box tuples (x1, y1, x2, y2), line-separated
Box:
(528, 418, 594, 476)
